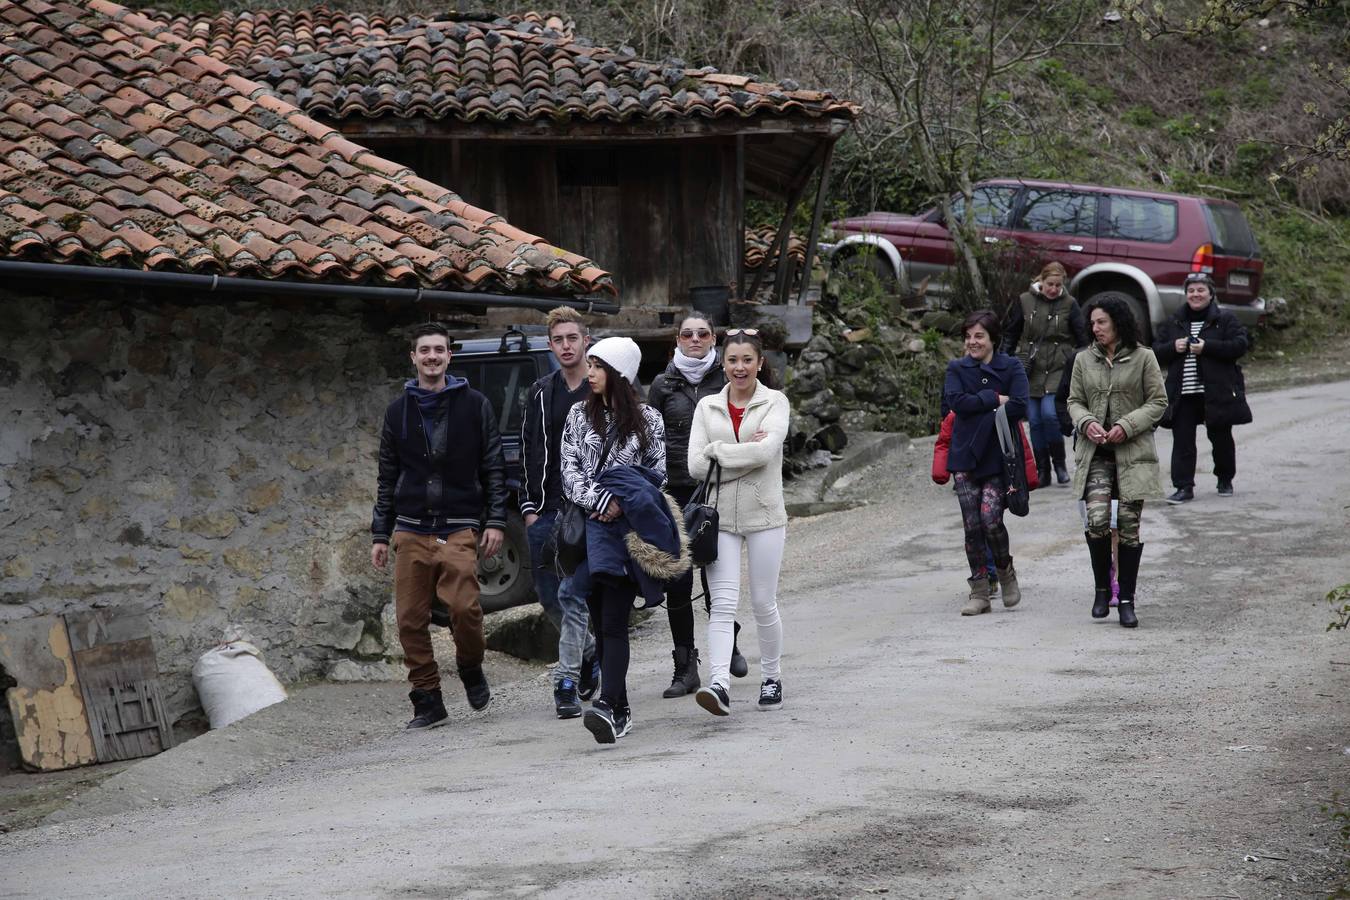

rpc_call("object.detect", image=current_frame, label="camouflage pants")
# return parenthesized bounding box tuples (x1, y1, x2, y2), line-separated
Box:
(1083, 454, 1144, 546)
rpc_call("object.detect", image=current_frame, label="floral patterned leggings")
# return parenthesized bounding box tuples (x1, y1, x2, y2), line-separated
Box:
(952, 472, 1011, 576)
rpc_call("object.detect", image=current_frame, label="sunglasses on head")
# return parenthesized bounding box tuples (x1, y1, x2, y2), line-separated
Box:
(724, 328, 759, 336)
(679, 328, 713, 339)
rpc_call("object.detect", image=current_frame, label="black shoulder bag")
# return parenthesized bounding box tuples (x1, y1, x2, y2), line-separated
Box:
(549, 431, 615, 576)
(682, 461, 721, 567)
(995, 405, 1031, 517)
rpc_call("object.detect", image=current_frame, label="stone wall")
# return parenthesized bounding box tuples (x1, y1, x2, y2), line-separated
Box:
(0, 289, 425, 761)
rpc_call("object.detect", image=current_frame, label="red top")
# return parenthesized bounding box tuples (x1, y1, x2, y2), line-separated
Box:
(729, 403, 745, 439)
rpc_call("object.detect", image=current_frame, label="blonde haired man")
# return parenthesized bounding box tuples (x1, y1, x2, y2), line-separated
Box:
(522, 306, 599, 717)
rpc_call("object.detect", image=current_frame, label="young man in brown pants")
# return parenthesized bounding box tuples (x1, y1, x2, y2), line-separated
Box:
(371, 323, 508, 728)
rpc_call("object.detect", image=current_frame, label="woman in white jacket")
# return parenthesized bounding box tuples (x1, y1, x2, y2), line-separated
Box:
(687, 329, 791, 714)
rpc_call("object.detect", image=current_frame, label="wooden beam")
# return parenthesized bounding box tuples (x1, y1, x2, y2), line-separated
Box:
(748, 172, 810, 304)
(797, 139, 836, 305)
(735, 134, 746, 300)
(763, 142, 828, 304)
(335, 116, 845, 143)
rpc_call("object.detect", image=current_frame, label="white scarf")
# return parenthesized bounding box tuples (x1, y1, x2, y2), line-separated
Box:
(672, 346, 718, 385)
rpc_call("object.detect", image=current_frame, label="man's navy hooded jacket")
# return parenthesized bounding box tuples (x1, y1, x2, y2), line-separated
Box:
(371, 376, 508, 544)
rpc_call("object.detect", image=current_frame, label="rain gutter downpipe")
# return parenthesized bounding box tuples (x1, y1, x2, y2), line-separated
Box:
(0, 261, 621, 315)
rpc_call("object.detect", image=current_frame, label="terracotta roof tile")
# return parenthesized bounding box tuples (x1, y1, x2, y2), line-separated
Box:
(147, 6, 859, 127)
(0, 0, 612, 294)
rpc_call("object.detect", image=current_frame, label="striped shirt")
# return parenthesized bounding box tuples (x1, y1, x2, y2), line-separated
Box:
(1181, 320, 1204, 394)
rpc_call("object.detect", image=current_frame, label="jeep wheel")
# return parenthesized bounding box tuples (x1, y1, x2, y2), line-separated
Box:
(478, 512, 534, 613)
(1089, 290, 1152, 343)
(827, 248, 897, 298)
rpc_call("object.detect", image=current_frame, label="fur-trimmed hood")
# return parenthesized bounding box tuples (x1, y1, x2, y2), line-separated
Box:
(623, 491, 691, 581)
(587, 465, 691, 607)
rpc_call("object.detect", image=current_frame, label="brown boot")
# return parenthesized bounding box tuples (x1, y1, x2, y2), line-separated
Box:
(996, 563, 1022, 608)
(961, 575, 992, 616)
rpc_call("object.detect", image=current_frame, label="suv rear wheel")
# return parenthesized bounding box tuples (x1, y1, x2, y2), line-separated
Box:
(478, 512, 534, 613)
(828, 246, 897, 297)
(1087, 290, 1151, 343)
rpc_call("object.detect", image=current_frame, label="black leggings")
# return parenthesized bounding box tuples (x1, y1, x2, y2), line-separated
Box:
(665, 483, 735, 650)
(586, 575, 636, 711)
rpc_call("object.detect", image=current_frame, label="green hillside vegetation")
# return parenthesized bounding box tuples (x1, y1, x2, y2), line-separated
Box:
(140, 0, 1350, 354)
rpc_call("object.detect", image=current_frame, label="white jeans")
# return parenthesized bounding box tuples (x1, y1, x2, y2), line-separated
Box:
(705, 527, 785, 690)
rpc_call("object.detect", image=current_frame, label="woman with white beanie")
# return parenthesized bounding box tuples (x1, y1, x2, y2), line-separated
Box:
(560, 337, 667, 742)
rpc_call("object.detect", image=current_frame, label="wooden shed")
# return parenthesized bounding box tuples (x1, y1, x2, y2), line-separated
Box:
(154, 8, 860, 334)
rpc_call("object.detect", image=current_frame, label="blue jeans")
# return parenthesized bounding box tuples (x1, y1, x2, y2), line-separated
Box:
(1026, 394, 1058, 453)
(527, 510, 595, 685)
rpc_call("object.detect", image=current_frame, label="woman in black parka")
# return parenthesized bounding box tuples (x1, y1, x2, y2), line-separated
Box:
(646, 315, 745, 698)
(1152, 273, 1253, 503)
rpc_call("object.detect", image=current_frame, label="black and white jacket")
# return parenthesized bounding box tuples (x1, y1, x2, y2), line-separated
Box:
(519, 370, 578, 516)
(560, 403, 666, 514)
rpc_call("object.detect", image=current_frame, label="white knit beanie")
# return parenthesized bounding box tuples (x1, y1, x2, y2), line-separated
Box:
(587, 336, 642, 384)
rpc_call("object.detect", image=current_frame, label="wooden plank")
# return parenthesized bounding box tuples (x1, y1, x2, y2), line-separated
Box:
(797, 140, 836, 304)
(735, 135, 746, 299)
(0, 616, 97, 772)
(67, 608, 174, 763)
(65, 607, 152, 652)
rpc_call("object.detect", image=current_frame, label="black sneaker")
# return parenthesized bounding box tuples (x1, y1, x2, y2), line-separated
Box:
(579, 655, 600, 701)
(583, 700, 618, 744)
(614, 706, 632, 739)
(1216, 479, 1234, 496)
(458, 663, 491, 711)
(554, 678, 582, 719)
(695, 683, 731, 716)
(757, 679, 783, 711)
(406, 688, 448, 730)
(1165, 487, 1194, 505)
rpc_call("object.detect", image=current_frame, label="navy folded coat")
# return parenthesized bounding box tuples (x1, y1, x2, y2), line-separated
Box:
(585, 465, 690, 608)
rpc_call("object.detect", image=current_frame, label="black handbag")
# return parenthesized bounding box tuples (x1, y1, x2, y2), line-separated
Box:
(548, 432, 615, 576)
(682, 461, 721, 567)
(995, 405, 1031, 518)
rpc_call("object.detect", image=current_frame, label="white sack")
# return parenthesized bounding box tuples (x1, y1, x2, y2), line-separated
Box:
(192, 641, 288, 729)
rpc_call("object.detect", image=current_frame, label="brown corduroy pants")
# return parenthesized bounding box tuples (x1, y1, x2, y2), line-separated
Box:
(393, 530, 485, 691)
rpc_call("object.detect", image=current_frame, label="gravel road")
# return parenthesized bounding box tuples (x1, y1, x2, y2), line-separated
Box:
(4, 379, 1347, 898)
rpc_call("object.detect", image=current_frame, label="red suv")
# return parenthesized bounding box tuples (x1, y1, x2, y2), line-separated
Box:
(823, 178, 1266, 337)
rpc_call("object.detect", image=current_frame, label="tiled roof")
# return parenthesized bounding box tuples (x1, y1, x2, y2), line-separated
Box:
(148, 7, 860, 126)
(744, 226, 811, 272)
(0, 0, 612, 293)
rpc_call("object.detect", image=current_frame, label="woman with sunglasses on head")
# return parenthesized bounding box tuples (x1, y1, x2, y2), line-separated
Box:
(687, 329, 791, 715)
(646, 316, 748, 699)
(560, 338, 670, 742)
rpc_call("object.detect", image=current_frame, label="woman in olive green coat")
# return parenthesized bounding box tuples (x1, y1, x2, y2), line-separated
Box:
(1067, 294, 1167, 628)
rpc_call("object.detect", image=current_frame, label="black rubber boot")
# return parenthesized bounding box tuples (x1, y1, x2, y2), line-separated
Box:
(406, 688, 448, 729)
(730, 621, 749, 678)
(1086, 532, 1113, 619)
(662, 646, 701, 698)
(1034, 447, 1051, 490)
(1116, 543, 1143, 628)
(458, 662, 492, 710)
(1050, 441, 1070, 484)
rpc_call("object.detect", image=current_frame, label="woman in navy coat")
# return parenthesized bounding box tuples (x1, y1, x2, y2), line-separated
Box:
(943, 310, 1031, 616)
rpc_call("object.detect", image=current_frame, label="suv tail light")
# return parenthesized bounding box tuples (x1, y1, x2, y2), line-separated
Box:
(1190, 243, 1214, 273)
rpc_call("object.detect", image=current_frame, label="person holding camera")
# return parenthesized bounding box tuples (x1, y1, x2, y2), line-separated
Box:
(1152, 273, 1253, 504)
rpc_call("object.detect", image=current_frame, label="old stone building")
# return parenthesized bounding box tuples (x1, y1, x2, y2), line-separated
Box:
(0, 0, 612, 763)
